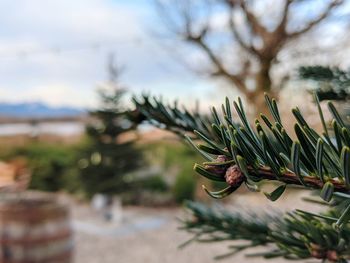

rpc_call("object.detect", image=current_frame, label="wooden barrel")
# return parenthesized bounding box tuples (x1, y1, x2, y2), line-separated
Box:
(0, 192, 72, 263)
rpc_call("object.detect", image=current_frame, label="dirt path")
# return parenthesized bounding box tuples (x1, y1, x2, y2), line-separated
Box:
(73, 208, 287, 263)
(71, 189, 317, 263)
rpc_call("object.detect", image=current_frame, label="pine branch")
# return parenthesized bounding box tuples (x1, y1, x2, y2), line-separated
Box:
(180, 201, 275, 258)
(299, 66, 350, 101)
(130, 94, 218, 140)
(181, 201, 350, 262)
(131, 92, 350, 261)
(131, 92, 350, 226)
(242, 166, 347, 192)
(181, 93, 350, 227)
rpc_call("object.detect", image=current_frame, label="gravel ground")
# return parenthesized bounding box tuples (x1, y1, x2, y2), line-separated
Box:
(70, 190, 320, 263)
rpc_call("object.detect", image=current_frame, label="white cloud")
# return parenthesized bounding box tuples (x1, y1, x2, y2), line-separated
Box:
(0, 0, 144, 43)
(0, 0, 212, 107)
(0, 0, 237, 110)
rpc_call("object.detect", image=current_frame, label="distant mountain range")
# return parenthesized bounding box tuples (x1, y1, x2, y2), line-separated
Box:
(0, 102, 86, 118)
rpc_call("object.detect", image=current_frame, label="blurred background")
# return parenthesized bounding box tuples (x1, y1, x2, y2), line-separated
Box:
(0, 0, 349, 262)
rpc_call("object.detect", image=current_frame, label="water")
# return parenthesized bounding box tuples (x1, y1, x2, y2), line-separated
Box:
(0, 121, 85, 136)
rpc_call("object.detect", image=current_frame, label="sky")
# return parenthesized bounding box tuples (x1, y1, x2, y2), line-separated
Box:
(0, 0, 348, 110)
(0, 0, 225, 109)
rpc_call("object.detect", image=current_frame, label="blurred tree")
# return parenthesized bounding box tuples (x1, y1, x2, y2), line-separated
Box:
(156, 0, 345, 114)
(79, 55, 143, 198)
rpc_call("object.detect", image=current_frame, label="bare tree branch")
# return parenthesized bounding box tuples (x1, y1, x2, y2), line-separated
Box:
(275, 0, 294, 35)
(238, 0, 269, 39)
(228, 8, 259, 56)
(288, 0, 343, 39)
(175, 1, 249, 94)
(189, 35, 247, 93)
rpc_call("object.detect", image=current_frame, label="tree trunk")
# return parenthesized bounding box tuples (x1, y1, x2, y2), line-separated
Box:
(247, 90, 272, 118)
(255, 59, 272, 94)
(246, 59, 276, 118)
(223, 59, 277, 118)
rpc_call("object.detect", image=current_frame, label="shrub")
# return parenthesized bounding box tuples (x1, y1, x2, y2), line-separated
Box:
(172, 168, 196, 203)
(0, 142, 80, 192)
(137, 175, 168, 192)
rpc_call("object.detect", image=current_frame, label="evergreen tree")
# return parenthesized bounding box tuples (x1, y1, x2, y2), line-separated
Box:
(79, 56, 143, 198)
(131, 93, 350, 262)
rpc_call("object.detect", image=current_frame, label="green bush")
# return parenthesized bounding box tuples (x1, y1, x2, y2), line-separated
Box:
(142, 141, 200, 203)
(0, 142, 80, 193)
(0, 138, 202, 203)
(172, 167, 196, 203)
(137, 175, 168, 192)
(121, 174, 171, 205)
